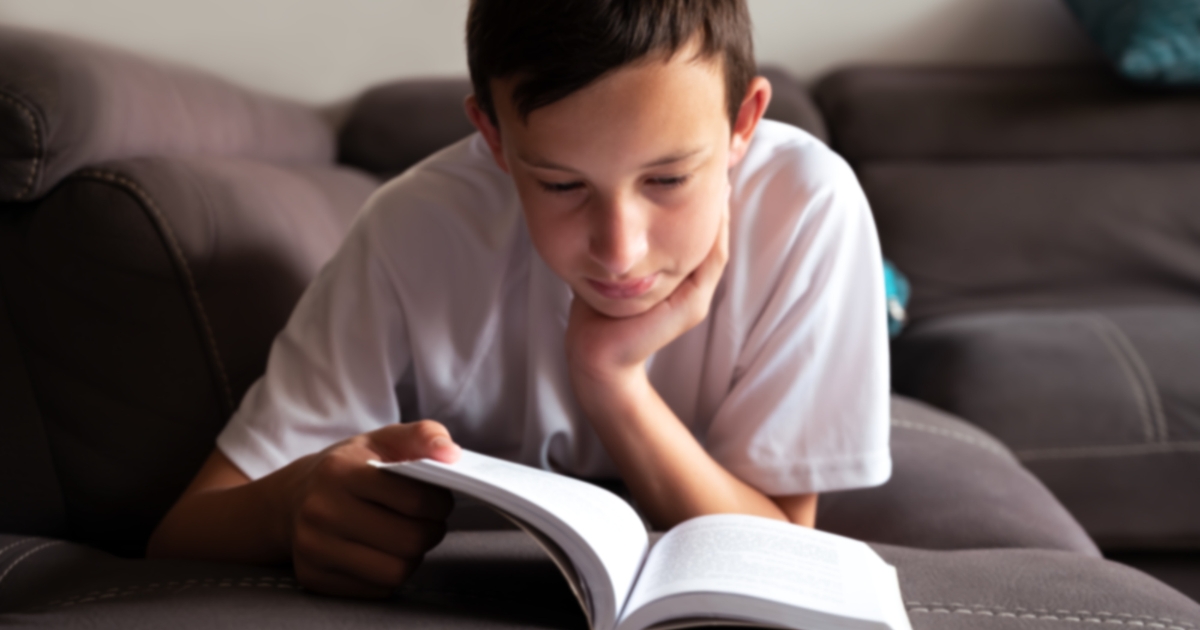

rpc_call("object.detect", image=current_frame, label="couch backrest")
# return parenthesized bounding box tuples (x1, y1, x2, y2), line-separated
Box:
(0, 24, 334, 204)
(815, 67, 1200, 323)
(336, 65, 829, 180)
(0, 25, 377, 556)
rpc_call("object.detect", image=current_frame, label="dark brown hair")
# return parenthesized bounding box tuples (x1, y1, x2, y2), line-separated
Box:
(467, 0, 755, 125)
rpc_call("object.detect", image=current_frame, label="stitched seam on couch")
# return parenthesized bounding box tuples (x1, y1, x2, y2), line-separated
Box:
(905, 602, 1194, 627)
(0, 538, 37, 562)
(71, 170, 236, 413)
(1085, 314, 1168, 443)
(0, 88, 43, 201)
(0, 540, 61, 588)
(890, 418, 1013, 459)
(1017, 440, 1200, 461)
(41, 575, 301, 610)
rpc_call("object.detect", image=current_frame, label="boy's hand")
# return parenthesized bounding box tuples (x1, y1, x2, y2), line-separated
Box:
(565, 206, 730, 393)
(281, 421, 459, 598)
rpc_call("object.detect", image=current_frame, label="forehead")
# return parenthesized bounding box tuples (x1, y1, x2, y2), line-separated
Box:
(493, 52, 730, 170)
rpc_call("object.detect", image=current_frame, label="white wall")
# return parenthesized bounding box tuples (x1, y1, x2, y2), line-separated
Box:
(0, 0, 1098, 104)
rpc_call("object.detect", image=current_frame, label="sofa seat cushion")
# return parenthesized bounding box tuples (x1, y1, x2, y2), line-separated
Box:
(818, 396, 1099, 556)
(893, 306, 1200, 549)
(1, 532, 1197, 629)
(0, 25, 335, 204)
(0, 157, 376, 556)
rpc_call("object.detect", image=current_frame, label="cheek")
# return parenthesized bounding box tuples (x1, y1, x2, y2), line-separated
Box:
(518, 188, 587, 277)
(652, 177, 726, 274)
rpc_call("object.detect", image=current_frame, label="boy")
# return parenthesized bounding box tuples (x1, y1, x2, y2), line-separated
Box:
(148, 0, 891, 599)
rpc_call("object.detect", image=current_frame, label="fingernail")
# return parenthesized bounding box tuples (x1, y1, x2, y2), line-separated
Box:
(431, 437, 450, 450)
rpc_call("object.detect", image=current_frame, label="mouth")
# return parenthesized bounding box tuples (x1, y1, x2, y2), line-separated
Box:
(586, 274, 659, 300)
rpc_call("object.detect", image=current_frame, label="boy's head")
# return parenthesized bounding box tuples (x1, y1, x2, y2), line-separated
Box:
(467, 0, 755, 128)
(464, 0, 771, 319)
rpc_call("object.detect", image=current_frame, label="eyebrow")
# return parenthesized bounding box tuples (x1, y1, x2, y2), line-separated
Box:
(518, 147, 707, 172)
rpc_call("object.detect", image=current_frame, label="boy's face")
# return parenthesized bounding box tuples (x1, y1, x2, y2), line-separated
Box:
(468, 46, 768, 319)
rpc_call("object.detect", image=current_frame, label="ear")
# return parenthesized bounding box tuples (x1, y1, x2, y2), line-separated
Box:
(728, 76, 772, 168)
(465, 94, 511, 173)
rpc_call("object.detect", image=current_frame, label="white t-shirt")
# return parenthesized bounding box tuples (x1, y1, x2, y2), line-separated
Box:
(217, 119, 891, 496)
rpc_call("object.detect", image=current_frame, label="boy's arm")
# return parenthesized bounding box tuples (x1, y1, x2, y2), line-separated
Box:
(565, 211, 817, 530)
(147, 421, 460, 598)
(572, 370, 818, 527)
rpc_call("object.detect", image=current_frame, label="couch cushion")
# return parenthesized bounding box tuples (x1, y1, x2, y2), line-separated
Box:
(858, 161, 1200, 322)
(337, 78, 477, 181)
(818, 396, 1099, 556)
(0, 157, 375, 555)
(336, 66, 828, 180)
(0, 25, 335, 204)
(2, 532, 1198, 629)
(893, 307, 1200, 549)
(814, 66, 1200, 162)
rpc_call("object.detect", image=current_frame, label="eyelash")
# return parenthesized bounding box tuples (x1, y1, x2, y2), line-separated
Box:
(539, 181, 584, 193)
(536, 175, 690, 193)
(648, 175, 689, 188)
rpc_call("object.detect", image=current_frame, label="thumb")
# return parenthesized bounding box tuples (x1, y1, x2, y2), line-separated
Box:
(366, 420, 461, 464)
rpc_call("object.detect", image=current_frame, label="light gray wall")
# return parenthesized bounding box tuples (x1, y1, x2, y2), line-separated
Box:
(0, 0, 1097, 104)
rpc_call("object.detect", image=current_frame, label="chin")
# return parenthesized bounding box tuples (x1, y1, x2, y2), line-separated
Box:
(580, 292, 660, 319)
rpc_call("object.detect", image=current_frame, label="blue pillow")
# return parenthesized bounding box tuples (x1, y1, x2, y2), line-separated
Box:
(883, 259, 910, 338)
(1064, 0, 1200, 85)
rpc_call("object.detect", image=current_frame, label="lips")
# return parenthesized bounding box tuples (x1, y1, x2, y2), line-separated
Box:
(587, 274, 658, 300)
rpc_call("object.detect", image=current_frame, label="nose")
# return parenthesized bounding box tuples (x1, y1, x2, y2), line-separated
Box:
(589, 192, 648, 278)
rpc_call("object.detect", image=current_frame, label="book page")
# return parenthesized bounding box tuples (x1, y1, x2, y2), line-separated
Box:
(618, 514, 902, 630)
(373, 450, 648, 630)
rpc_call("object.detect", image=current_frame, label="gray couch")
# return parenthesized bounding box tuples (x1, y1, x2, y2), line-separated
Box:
(1, 24, 1198, 629)
(812, 67, 1200, 595)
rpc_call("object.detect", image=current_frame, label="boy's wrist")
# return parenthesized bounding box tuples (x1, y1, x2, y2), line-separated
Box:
(569, 362, 655, 424)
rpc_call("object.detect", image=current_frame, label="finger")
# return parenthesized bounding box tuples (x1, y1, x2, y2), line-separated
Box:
(691, 204, 731, 289)
(311, 486, 448, 556)
(366, 420, 461, 464)
(665, 208, 730, 316)
(294, 528, 419, 594)
(344, 463, 456, 520)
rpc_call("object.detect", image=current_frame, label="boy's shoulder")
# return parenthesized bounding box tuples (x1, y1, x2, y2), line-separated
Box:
(730, 119, 869, 247)
(734, 119, 860, 204)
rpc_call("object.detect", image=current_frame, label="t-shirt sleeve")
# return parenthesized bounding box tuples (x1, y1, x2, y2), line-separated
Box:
(216, 204, 412, 480)
(704, 134, 892, 497)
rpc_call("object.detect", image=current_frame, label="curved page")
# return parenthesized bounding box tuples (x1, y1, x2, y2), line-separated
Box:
(373, 450, 648, 630)
(618, 514, 909, 630)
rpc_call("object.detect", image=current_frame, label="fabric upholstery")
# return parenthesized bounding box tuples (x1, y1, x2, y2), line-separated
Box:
(337, 78, 477, 180)
(335, 66, 828, 180)
(0, 24, 334, 203)
(1, 532, 1196, 629)
(818, 396, 1100, 556)
(859, 162, 1200, 322)
(0, 158, 374, 556)
(814, 66, 1200, 161)
(1109, 552, 1200, 604)
(893, 307, 1200, 549)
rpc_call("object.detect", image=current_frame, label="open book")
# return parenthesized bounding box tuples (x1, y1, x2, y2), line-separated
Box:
(372, 450, 911, 630)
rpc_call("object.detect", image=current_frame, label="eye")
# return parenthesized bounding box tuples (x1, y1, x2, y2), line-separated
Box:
(647, 175, 689, 188)
(538, 180, 584, 193)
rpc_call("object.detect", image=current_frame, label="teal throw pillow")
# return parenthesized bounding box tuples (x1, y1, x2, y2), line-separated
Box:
(883, 259, 910, 338)
(1064, 0, 1200, 85)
